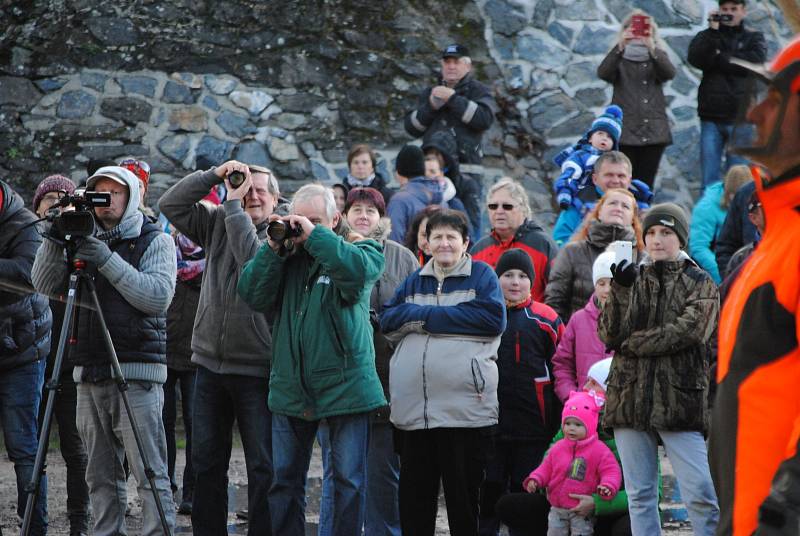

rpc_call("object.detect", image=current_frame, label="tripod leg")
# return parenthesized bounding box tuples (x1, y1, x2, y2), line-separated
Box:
(82, 275, 173, 535)
(21, 271, 82, 536)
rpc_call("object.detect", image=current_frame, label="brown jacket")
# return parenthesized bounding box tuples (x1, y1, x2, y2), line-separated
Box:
(597, 47, 675, 147)
(599, 253, 719, 433)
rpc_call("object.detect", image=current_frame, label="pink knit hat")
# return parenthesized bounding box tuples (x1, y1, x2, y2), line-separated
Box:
(33, 174, 76, 212)
(562, 391, 601, 434)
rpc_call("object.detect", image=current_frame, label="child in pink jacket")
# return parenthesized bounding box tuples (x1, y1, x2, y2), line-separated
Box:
(523, 390, 621, 535)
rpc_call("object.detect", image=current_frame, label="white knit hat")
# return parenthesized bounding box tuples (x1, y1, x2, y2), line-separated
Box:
(587, 358, 613, 392)
(592, 251, 616, 286)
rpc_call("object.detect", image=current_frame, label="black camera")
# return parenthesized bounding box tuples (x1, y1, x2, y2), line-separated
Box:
(228, 170, 246, 188)
(48, 192, 112, 238)
(267, 220, 302, 242)
(710, 13, 734, 23)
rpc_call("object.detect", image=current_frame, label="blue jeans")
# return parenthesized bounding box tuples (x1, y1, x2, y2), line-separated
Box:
(0, 359, 47, 535)
(191, 367, 272, 536)
(700, 120, 751, 188)
(271, 412, 370, 536)
(614, 428, 719, 536)
(318, 419, 400, 536)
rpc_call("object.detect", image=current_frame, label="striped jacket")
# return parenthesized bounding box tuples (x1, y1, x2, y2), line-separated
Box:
(380, 255, 506, 430)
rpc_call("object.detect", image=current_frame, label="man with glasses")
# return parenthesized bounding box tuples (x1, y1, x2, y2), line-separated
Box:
(159, 160, 277, 536)
(33, 166, 177, 536)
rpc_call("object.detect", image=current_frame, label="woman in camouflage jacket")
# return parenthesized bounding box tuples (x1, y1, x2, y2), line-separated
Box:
(598, 203, 721, 536)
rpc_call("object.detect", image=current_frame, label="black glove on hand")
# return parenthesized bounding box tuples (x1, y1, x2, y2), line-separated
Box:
(754, 495, 800, 535)
(75, 236, 113, 267)
(610, 259, 637, 288)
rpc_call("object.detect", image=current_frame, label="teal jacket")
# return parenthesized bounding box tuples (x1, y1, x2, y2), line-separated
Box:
(689, 181, 726, 284)
(237, 225, 387, 420)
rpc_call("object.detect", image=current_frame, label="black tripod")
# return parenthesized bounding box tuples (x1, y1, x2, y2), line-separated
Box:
(20, 258, 171, 535)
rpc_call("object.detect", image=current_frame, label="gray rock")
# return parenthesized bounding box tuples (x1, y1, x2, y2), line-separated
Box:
(547, 22, 574, 48)
(671, 0, 702, 23)
(270, 127, 289, 139)
(664, 126, 701, 181)
(230, 90, 274, 115)
(485, 0, 528, 36)
(529, 92, 578, 132)
(168, 107, 208, 132)
(118, 76, 157, 98)
(671, 67, 696, 96)
(564, 61, 598, 87)
(393, 60, 431, 78)
(0, 76, 41, 106)
(532, 0, 554, 27)
(82, 144, 149, 161)
(508, 65, 525, 90)
(275, 113, 307, 130)
(323, 149, 349, 164)
(204, 75, 237, 95)
(157, 135, 191, 162)
(555, 0, 603, 21)
(234, 141, 272, 168)
(575, 87, 610, 108)
(22, 114, 56, 131)
(172, 72, 203, 89)
(300, 142, 319, 158)
(34, 78, 68, 92)
(276, 93, 327, 113)
(100, 97, 153, 124)
(202, 95, 221, 112)
(310, 159, 330, 182)
(81, 72, 108, 91)
(664, 35, 693, 62)
(529, 69, 562, 96)
(215, 110, 255, 137)
(517, 34, 571, 69)
(573, 26, 616, 56)
(267, 137, 300, 162)
(343, 52, 385, 79)
(87, 17, 140, 46)
(672, 105, 696, 122)
(493, 34, 515, 61)
(195, 136, 235, 166)
(549, 111, 594, 138)
(333, 166, 349, 180)
(56, 90, 96, 119)
(163, 81, 195, 104)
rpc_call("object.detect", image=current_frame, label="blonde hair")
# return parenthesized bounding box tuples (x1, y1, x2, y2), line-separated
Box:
(722, 165, 754, 210)
(571, 188, 644, 251)
(615, 9, 664, 50)
(486, 177, 531, 219)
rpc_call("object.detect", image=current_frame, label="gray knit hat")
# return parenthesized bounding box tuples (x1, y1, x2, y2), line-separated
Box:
(642, 203, 689, 247)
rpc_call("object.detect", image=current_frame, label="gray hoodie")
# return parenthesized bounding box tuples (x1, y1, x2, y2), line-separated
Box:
(158, 169, 271, 378)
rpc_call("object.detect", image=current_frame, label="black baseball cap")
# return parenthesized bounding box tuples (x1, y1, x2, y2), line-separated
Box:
(718, 0, 745, 5)
(442, 44, 469, 59)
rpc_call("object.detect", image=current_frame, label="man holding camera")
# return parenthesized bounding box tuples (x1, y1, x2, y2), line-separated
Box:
(0, 179, 52, 536)
(32, 166, 177, 535)
(237, 184, 386, 536)
(158, 161, 277, 536)
(688, 0, 766, 188)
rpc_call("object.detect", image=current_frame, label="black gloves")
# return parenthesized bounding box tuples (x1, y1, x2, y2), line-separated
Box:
(610, 260, 638, 288)
(754, 495, 800, 535)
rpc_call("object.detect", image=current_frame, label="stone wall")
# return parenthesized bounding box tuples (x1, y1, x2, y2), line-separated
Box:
(0, 0, 794, 226)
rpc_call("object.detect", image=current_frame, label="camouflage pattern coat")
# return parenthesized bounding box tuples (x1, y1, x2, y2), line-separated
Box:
(598, 254, 719, 433)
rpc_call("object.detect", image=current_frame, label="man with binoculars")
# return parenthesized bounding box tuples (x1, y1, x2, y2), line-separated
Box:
(159, 160, 277, 536)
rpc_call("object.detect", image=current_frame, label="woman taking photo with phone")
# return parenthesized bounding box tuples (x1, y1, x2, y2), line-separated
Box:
(597, 10, 676, 189)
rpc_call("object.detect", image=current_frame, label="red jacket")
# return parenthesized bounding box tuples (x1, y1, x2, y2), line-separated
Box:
(471, 220, 558, 301)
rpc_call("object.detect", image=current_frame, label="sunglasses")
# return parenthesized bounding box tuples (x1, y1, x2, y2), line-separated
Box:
(119, 159, 151, 183)
(487, 203, 515, 211)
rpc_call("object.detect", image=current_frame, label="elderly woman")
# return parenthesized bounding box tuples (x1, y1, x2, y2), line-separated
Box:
(381, 209, 506, 535)
(471, 178, 558, 301)
(545, 188, 643, 323)
(341, 143, 394, 204)
(597, 10, 676, 189)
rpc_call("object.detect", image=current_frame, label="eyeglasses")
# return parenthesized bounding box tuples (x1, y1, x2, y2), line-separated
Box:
(487, 203, 515, 211)
(747, 201, 762, 213)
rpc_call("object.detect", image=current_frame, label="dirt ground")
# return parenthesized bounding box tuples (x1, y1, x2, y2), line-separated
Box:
(1, 442, 693, 535)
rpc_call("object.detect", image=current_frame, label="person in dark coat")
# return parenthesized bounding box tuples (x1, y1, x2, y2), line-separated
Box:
(340, 144, 395, 205)
(714, 180, 758, 279)
(688, 0, 767, 188)
(1, 179, 53, 536)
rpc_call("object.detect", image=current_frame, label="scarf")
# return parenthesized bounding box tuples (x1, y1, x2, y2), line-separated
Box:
(175, 233, 206, 283)
(345, 173, 376, 189)
(623, 42, 650, 62)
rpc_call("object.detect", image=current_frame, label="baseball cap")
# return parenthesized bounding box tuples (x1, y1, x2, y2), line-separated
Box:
(442, 44, 469, 59)
(86, 166, 137, 190)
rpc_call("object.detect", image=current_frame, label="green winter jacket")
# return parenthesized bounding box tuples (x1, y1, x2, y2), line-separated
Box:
(237, 224, 387, 420)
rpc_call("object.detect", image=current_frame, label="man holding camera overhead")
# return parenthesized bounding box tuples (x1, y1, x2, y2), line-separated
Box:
(158, 161, 277, 535)
(688, 0, 766, 189)
(237, 183, 386, 536)
(32, 166, 177, 536)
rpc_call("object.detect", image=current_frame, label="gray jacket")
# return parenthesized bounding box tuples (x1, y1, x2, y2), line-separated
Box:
(597, 47, 675, 146)
(158, 169, 271, 378)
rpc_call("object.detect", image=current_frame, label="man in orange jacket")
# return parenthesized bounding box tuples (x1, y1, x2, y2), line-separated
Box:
(710, 35, 800, 536)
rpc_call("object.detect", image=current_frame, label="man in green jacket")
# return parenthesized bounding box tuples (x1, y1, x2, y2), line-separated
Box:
(237, 183, 386, 536)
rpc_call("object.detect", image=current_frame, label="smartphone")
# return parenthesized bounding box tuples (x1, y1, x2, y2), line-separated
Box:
(609, 240, 633, 265)
(630, 14, 651, 38)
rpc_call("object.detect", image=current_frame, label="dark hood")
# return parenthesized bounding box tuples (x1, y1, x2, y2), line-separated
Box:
(422, 130, 460, 180)
(0, 181, 26, 227)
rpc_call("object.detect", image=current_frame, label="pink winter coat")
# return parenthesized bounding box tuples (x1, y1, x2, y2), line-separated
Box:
(552, 295, 613, 402)
(523, 434, 621, 509)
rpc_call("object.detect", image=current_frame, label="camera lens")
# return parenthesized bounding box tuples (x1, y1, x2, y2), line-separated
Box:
(228, 171, 245, 188)
(267, 220, 289, 241)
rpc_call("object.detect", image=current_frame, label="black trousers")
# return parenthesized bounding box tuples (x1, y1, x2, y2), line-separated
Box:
(397, 427, 494, 536)
(619, 143, 667, 190)
(495, 492, 632, 536)
(163, 367, 196, 500)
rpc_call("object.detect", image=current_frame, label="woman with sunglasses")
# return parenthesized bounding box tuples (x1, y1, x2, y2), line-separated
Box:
(471, 178, 558, 301)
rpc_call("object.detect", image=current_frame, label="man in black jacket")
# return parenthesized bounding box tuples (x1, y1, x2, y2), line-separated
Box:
(404, 44, 496, 166)
(0, 180, 52, 535)
(688, 0, 766, 189)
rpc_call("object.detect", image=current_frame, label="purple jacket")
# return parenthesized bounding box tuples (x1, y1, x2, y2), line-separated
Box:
(552, 295, 613, 402)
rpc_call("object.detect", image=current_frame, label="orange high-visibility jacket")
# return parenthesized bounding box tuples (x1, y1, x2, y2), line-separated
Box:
(712, 165, 800, 535)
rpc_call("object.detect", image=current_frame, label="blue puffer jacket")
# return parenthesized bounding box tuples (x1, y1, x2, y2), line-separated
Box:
(0, 181, 51, 372)
(386, 177, 446, 243)
(689, 181, 726, 284)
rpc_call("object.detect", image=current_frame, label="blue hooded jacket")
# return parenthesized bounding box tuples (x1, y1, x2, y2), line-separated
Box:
(387, 177, 446, 243)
